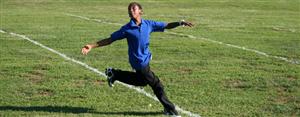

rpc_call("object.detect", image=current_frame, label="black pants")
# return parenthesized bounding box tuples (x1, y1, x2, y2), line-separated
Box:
(112, 65, 176, 112)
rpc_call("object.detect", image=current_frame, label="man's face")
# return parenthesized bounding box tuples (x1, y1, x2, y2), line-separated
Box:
(128, 5, 141, 19)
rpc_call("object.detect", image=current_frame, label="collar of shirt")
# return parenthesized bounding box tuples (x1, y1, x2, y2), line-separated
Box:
(129, 18, 145, 28)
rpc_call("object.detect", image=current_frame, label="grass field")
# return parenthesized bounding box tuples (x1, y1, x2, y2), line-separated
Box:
(1, 0, 300, 116)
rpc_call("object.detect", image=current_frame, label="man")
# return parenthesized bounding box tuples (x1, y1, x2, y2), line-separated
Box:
(82, 2, 193, 117)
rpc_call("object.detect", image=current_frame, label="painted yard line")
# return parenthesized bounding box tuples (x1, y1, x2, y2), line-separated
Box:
(0, 29, 200, 117)
(66, 13, 299, 65)
(0, 30, 6, 33)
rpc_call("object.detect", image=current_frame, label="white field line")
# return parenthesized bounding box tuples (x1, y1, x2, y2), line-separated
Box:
(0, 29, 200, 117)
(0, 30, 6, 33)
(65, 13, 299, 65)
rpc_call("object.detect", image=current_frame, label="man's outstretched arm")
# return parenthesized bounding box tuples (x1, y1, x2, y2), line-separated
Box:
(81, 37, 113, 55)
(165, 21, 194, 29)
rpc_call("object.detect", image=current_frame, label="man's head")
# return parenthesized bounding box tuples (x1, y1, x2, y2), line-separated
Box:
(128, 2, 143, 19)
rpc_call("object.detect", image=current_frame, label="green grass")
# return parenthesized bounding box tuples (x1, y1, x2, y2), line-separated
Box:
(1, 0, 300, 116)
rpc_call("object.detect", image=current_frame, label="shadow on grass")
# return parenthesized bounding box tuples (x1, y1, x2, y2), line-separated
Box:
(0, 106, 162, 116)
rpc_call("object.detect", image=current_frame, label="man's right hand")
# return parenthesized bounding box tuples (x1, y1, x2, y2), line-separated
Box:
(82, 44, 92, 55)
(81, 38, 113, 55)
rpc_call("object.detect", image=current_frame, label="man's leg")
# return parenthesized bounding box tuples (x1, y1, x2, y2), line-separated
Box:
(109, 68, 147, 86)
(140, 65, 178, 115)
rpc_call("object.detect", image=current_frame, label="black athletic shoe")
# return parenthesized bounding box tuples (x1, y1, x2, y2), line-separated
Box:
(105, 68, 115, 87)
(164, 108, 181, 117)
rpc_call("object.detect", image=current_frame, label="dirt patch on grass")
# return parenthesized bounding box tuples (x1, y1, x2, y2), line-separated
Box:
(94, 79, 106, 86)
(21, 70, 45, 84)
(273, 85, 297, 104)
(21, 64, 50, 84)
(266, 80, 299, 115)
(33, 64, 50, 71)
(38, 89, 54, 96)
(71, 95, 87, 99)
(176, 68, 193, 74)
(273, 95, 296, 104)
(223, 79, 251, 89)
(287, 76, 297, 81)
(267, 88, 299, 115)
(73, 80, 86, 88)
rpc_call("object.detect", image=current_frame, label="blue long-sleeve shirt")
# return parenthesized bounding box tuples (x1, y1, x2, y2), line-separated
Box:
(110, 19, 166, 70)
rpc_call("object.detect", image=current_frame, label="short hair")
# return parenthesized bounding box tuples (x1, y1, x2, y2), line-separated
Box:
(128, 2, 143, 11)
